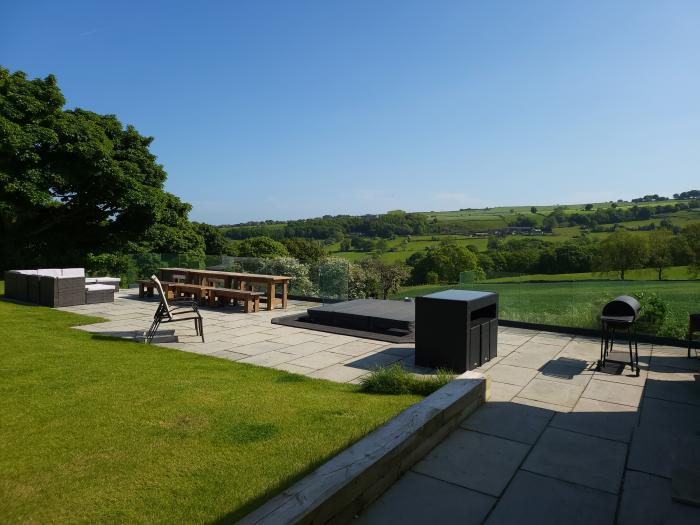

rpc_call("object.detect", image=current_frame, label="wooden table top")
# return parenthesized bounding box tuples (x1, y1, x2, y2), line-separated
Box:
(158, 267, 291, 282)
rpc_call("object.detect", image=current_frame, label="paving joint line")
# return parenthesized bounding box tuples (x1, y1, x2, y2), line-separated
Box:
(478, 403, 555, 524)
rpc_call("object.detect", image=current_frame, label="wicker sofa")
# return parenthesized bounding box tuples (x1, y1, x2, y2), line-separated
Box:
(4, 268, 116, 307)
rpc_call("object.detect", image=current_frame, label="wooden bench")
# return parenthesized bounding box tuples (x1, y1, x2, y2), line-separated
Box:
(169, 283, 208, 303)
(138, 280, 181, 300)
(207, 287, 263, 313)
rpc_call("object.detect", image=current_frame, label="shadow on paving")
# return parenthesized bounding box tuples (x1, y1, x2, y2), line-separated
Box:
(355, 360, 700, 525)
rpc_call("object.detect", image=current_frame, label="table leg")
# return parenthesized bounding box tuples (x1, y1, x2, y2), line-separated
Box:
(282, 282, 288, 309)
(267, 282, 275, 310)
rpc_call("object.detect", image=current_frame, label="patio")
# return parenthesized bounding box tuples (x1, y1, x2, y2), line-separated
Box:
(359, 331, 700, 524)
(60, 289, 417, 383)
(60, 289, 700, 524)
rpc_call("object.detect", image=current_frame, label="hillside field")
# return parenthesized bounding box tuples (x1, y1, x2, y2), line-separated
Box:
(323, 200, 700, 265)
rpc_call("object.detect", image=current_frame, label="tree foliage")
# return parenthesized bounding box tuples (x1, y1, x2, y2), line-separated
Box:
(408, 242, 480, 283)
(192, 222, 233, 255)
(594, 231, 649, 280)
(236, 236, 288, 259)
(682, 223, 700, 274)
(282, 237, 327, 265)
(647, 229, 673, 280)
(357, 259, 410, 299)
(0, 67, 203, 269)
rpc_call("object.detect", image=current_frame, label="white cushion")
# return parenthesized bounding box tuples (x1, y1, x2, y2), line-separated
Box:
(37, 268, 62, 277)
(62, 268, 85, 277)
(85, 284, 114, 292)
(94, 277, 119, 283)
(84, 278, 98, 284)
(17, 270, 39, 275)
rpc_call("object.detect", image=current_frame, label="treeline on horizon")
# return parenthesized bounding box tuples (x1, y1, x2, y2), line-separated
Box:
(221, 196, 700, 241)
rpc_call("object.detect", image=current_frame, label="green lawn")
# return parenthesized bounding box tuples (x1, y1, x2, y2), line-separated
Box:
(0, 282, 419, 523)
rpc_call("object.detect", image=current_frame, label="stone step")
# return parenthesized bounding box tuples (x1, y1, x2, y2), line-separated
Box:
(134, 329, 178, 344)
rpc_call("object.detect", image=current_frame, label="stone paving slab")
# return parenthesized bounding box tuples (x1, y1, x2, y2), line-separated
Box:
(523, 427, 627, 494)
(512, 396, 572, 413)
(461, 402, 552, 444)
(413, 429, 529, 497)
(518, 378, 584, 407)
(486, 363, 538, 387)
(308, 364, 369, 383)
(550, 398, 637, 443)
(488, 381, 523, 402)
(486, 470, 617, 525)
(357, 471, 495, 525)
(581, 379, 644, 408)
(645, 366, 700, 406)
(618, 470, 700, 525)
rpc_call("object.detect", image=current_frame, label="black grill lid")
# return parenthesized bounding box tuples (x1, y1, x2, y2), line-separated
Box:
(601, 295, 641, 321)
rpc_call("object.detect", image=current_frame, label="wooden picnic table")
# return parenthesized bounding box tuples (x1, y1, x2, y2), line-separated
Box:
(157, 268, 290, 310)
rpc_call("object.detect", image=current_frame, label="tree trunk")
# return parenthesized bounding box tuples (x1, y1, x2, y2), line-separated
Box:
(620, 269, 625, 280)
(658, 267, 663, 281)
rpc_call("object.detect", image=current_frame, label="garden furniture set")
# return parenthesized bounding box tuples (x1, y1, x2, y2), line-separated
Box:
(157, 267, 290, 311)
(4, 268, 119, 307)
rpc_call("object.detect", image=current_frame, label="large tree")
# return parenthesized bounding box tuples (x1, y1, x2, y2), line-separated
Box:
(357, 258, 410, 299)
(408, 242, 480, 283)
(682, 223, 700, 275)
(192, 222, 234, 255)
(236, 236, 288, 259)
(594, 231, 649, 280)
(282, 237, 327, 265)
(0, 67, 204, 269)
(647, 229, 674, 280)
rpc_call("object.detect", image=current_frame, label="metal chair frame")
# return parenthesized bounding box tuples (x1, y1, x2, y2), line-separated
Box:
(146, 275, 204, 343)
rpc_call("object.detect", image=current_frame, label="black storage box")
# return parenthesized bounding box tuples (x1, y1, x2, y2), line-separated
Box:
(415, 289, 498, 372)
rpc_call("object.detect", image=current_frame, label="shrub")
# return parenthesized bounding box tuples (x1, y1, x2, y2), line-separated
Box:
(348, 262, 368, 299)
(128, 252, 165, 281)
(360, 364, 454, 396)
(260, 257, 315, 296)
(426, 271, 439, 284)
(316, 257, 351, 299)
(633, 291, 668, 335)
(85, 253, 132, 284)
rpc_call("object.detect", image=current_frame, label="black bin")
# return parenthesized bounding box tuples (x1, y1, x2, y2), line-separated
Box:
(415, 290, 498, 373)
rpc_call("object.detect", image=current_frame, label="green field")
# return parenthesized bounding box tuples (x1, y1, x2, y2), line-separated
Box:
(0, 282, 418, 523)
(483, 266, 697, 282)
(393, 278, 698, 338)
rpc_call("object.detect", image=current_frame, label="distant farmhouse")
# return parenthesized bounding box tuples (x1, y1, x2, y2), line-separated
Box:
(496, 226, 544, 236)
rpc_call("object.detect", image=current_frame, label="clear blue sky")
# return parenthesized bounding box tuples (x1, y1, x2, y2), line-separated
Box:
(2, 1, 699, 224)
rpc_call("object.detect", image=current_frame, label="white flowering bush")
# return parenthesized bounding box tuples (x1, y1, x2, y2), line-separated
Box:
(261, 257, 316, 296)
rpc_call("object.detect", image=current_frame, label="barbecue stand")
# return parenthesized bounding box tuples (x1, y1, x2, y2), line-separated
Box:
(598, 295, 641, 376)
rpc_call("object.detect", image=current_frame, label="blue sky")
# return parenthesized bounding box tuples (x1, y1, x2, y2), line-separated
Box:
(2, 1, 699, 224)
